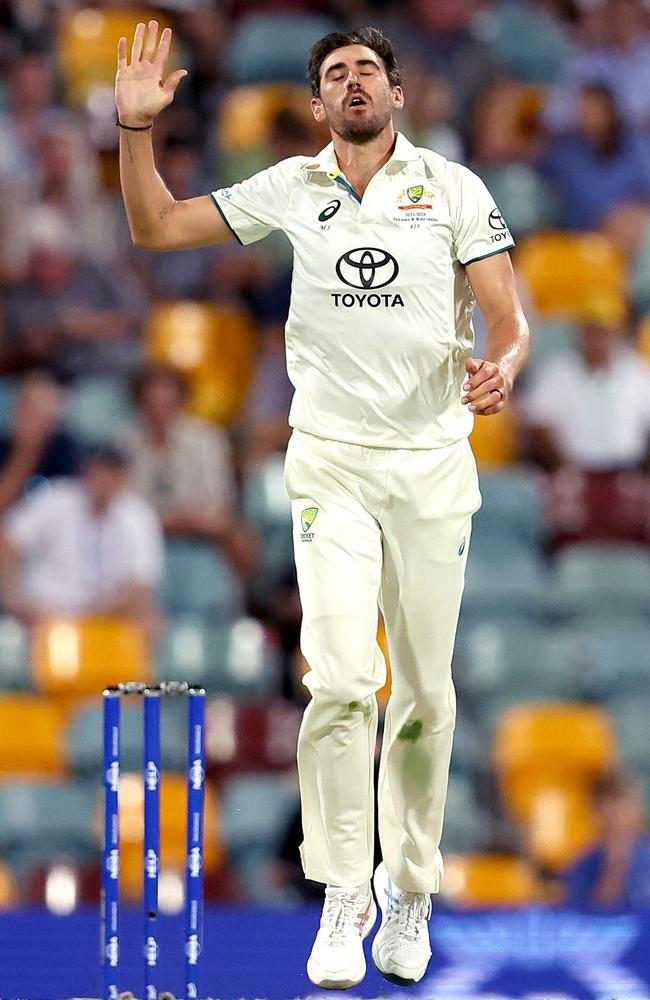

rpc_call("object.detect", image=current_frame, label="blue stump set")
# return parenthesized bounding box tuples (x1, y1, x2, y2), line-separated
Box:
(102, 682, 207, 1000)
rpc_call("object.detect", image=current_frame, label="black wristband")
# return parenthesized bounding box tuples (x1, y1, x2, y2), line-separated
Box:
(116, 118, 153, 131)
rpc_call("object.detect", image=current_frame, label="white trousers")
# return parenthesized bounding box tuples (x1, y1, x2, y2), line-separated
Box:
(284, 430, 481, 893)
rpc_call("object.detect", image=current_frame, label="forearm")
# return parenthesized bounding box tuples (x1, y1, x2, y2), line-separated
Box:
(485, 313, 530, 392)
(0, 446, 43, 514)
(119, 127, 175, 249)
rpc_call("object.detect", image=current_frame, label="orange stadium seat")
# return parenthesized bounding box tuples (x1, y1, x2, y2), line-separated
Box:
(58, 8, 166, 108)
(470, 407, 519, 467)
(145, 302, 256, 425)
(32, 616, 151, 700)
(219, 83, 323, 153)
(0, 695, 68, 778)
(443, 853, 543, 907)
(105, 772, 222, 901)
(493, 703, 617, 870)
(0, 861, 17, 909)
(516, 232, 628, 319)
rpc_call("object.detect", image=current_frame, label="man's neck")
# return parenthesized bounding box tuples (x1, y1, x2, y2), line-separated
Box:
(331, 124, 397, 198)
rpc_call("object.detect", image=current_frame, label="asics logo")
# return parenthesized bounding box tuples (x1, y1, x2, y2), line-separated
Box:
(354, 902, 372, 934)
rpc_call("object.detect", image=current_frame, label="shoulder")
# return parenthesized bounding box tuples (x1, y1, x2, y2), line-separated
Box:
(176, 413, 228, 445)
(114, 490, 159, 527)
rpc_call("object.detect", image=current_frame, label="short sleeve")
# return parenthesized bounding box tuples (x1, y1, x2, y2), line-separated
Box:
(211, 157, 301, 246)
(449, 163, 515, 266)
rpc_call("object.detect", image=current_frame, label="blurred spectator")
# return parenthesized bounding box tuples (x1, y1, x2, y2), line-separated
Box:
(563, 769, 650, 909)
(546, 0, 650, 131)
(245, 324, 293, 461)
(2, 207, 144, 380)
(378, 0, 499, 134)
(0, 373, 79, 516)
(0, 53, 55, 183)
(399, 71, 463, 162)
(116, 366, 255, 576)
(0, 445, 163, 633)
(520, 305, 650, 472)
(538, 83, 650, 253)
(132, 136, 219, 300)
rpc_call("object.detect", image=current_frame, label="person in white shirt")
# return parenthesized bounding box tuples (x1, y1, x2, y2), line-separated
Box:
(0, 444, 163, 634)
(115, 22, 529, 990)
(522, 313, 650, 472)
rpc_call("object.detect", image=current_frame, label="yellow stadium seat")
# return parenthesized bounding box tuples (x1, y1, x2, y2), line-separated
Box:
(106, 772, 222, 901)
(516, 232, 628, 319)
(493, 703, 617, 870)
(219, 84, 323, 153)
(443, 853, 542, 907)
(636, 313, 650, 361)
(145, 303, 256, 425)
(0, 861, 17, 909)
(0, 695, 68, 778)
(32, 616, 151, 700)
(470, 408, 519, 467)
(58, 8, 166, 108)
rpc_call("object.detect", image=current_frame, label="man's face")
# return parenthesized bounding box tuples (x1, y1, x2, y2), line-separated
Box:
(311, 44, 403, 143)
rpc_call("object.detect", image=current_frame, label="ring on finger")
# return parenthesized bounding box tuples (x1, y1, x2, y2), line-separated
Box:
(491, 388, 505, 401)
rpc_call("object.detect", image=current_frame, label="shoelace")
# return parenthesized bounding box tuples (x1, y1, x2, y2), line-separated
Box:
(386, 887, 431, 941)
(321, 890, 363, 945)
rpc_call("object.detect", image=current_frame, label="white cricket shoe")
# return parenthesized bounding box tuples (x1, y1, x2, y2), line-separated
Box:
(371, 861, 432, 986)
(307, 883, 377, 990)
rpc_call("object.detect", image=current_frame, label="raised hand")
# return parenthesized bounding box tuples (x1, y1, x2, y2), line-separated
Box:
(115, 20, 187, 128)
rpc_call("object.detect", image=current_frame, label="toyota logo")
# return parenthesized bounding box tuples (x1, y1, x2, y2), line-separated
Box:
(489, 209, 507, 231)
(336, 247, 399, 289)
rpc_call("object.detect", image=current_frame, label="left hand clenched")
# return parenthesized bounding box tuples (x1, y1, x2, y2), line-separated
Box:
(461, 357, 509, 416)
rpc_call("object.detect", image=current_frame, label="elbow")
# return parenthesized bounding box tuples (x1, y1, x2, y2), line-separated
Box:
(131, 230, 165, 251)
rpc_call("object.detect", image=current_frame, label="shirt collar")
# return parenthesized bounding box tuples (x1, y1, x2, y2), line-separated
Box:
(304, 131, 421, 178)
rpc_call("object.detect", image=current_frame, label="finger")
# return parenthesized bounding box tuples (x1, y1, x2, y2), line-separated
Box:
(464, 357, 483, 377)
(131, 21, 145, 63)
(462, 378, 503, 404)
(469, 391, 504, 414)
(117, 36, 128, 72)
(163, 68, 188, 96)
(463, 361, 498, 392)
(143, 18, 158, 62)
(154, 26, 173, 72)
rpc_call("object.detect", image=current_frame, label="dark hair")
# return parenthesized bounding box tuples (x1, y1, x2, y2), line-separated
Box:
(81, 443, 130, 470)
(307, 27, 403, 98)
(130, 364, 190, 406)
(592, 769, 641, 805)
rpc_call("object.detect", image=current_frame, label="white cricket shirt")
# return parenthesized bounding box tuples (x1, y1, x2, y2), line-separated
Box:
(212, 132, 514, 449)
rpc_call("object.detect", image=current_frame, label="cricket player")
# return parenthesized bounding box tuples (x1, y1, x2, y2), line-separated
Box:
(116, 22, 529, 990)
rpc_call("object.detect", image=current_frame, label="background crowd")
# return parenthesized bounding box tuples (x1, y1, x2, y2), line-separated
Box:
(0, 0, 649, 917)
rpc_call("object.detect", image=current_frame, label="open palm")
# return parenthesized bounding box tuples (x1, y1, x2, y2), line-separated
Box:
(115, 20, 187, 127)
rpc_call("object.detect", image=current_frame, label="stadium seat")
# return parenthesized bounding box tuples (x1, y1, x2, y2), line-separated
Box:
(66, 376, 134, 443)
(529, 320, 578, 366)
(491, 5, 573, 83)
(0, 861, 17, 909)
(543, 471, 649, 550)
(472, 470, 544, 548)
(242, 454, 294, 590)
(160, 540, 243, 623)
(145, 302, 255, 425)
(456, 622, 584, 734)
(105, 772, 222, 902)
(0, 781, 96, 869)
(469, 407, 519, 467)
(67, 698, 187, 777)
(442, 853, 543, 907)
(220, 772, 299, 903)
(58, 8, 162, 108)
(155, 616, 281, 698)
(462, 538, 548, 625)
(0, 616, 30, 691)
(32, 616, 152, 700)
(227, 13, 339, 85)
(578, 621, 650, 699)
(219, 83, 319, 153)
(603, 694, 650, 772)
(0, 696, 68, 778)
(440, 773, 490, 855)
(548, 543, 650, 620)
(516, 232, 627, 319)
(205, 698, 301, 778)
(493, 703, 617, 869)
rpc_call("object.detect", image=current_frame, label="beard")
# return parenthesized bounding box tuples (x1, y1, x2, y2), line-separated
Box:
(332, 104, 392, 144)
